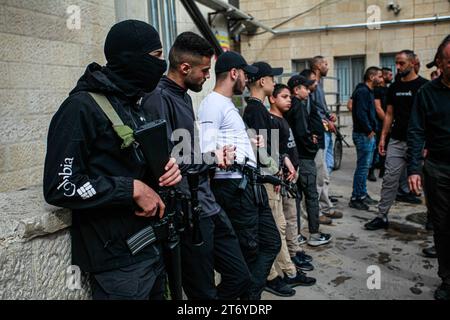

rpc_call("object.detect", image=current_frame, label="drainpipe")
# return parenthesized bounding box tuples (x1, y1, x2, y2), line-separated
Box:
(273, 15, 450, 35)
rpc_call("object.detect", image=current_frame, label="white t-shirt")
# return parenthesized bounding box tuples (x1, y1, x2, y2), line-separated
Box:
(198, 91, 257, 179)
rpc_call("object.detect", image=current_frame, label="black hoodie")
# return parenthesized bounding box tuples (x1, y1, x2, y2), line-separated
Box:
(351, 83, 377, 135)
(43, 63, 163, 273)
(407, 77, 450, 175)
(285, 97, 323, 160)
(142, 76, 221, 217)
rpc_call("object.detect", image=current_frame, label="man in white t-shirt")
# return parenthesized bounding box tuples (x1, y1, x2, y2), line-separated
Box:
(198, 51, 281, 300)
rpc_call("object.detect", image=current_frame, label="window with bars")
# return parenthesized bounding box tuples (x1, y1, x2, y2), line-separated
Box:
(148, 0, 177, 57)
(335, 56, 365, 103)
(292, 59, 311, 73)
(380, 53, 397, 75)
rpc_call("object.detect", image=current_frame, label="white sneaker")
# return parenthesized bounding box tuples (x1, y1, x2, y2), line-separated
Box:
(307, 233, 332, 247)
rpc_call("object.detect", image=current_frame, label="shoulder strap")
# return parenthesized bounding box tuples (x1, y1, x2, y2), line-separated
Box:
(88, 92, 135, 149)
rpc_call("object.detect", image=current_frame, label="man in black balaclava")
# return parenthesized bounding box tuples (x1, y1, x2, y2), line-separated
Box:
(43, 20, 181, 300)
(104, 20, 168, 95)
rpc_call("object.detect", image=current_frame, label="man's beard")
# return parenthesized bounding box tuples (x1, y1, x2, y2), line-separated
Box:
(186, 78, 205, 93)
(233, 76, 245, 95)
(398, 67, 413, 78)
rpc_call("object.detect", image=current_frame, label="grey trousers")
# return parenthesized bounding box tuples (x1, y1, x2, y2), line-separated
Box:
(378, 139, 408, 215)
(315, 148, 333, 213)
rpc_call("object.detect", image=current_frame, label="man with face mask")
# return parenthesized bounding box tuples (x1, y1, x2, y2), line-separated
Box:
(43, 20, 182, 300)
(142, 32, 251, 300)
(365, 50, 428, 230)
(198, 52, 282, 300)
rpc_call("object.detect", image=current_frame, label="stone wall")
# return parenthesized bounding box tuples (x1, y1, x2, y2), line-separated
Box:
(0, 0, 116, 193)
(0, 0, 116, 300)
(0, 186, 91, 299)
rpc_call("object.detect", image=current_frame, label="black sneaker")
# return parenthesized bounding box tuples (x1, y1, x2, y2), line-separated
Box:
(329, 196, 339, 204)
(434, 283, 450, 300)
(284, 272, 316, 287)
(365, 217, 389, 231)
(362, 194, 378, 206)
(422, 246, 437, 258)
(291, 255, 314, 272)
(368, 170, 377, 182)
(349, 199, 370, 211)
(298, 234, 307, 245)
(396, 193, 422, 205)
(265, 277, 296, 297)
(296, 251, 313, 263)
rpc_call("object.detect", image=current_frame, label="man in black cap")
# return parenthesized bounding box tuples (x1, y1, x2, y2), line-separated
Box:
(285, 75, 332, 247)
(243, 61, 284, 144)
(408, 35, 450, 300)
(198, 52, 282, 300)
(143, 33, 251, 300)
(43, 20, 182, 300)
(243, 63, 316, 296)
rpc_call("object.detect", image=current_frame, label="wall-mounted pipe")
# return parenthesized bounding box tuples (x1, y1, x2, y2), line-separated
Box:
(274, 15, 450, 35)
(195, 0, 450, 36)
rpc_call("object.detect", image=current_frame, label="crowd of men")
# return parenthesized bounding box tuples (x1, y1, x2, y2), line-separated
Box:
(42, 19, 450, 300)
(348, 40, 450, 300)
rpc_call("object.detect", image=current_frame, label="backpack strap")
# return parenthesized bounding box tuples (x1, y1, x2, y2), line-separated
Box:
(88, 92, 135, 149)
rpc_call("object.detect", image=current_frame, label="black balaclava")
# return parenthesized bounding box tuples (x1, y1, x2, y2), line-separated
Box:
(104, 20, 167, 95)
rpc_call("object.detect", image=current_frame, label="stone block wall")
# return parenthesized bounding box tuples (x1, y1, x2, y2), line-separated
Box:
(0, 0, 116, 193)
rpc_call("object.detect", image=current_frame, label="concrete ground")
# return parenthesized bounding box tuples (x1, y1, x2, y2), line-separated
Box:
(262, 147, 440, 300)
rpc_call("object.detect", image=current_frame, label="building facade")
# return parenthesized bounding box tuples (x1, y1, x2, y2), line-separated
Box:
(239, 0, 450, 105)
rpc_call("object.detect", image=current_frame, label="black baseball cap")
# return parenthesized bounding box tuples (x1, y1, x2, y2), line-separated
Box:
(426, 59, 436, 69)
(248, 61, 284, 82)
(215, 51, 259, 75)
(427, 35, 450, 68)
(287, 75, 315, 90)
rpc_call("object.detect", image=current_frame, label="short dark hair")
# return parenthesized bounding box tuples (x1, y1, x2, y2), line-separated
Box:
(272, 84, 290, 98)
(382, 67, 392, 73)
(299, 69, 314, 80)
(310, 56, 325, 70)
(169, 32, 214, 70)
(397, 50, 415, 61)
(436, 35, 450, 61)
(216, 71, 229, 82)
(364, 66, 382, 82)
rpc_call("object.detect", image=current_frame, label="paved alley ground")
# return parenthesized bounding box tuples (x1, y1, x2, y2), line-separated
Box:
(263, 147, 439, 300)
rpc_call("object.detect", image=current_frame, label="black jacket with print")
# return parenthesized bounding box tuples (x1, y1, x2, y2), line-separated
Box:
(43, 63, 163, 273)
